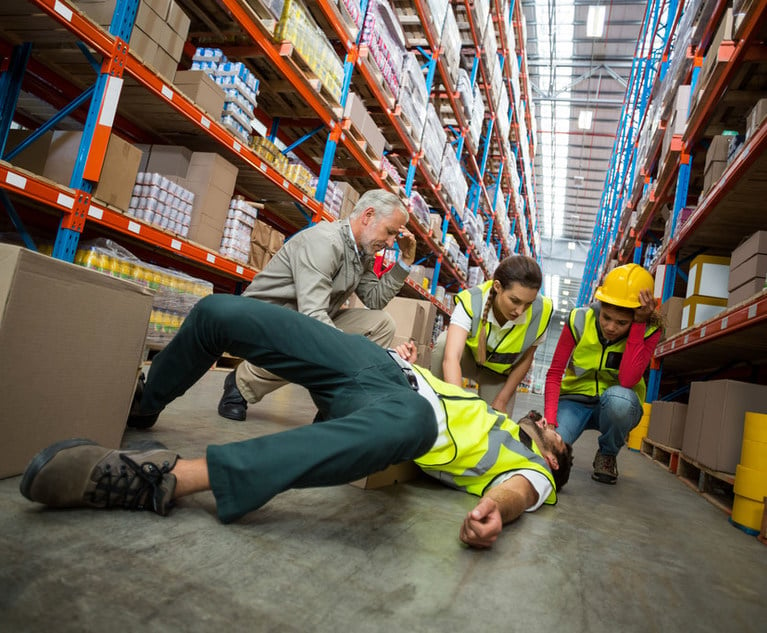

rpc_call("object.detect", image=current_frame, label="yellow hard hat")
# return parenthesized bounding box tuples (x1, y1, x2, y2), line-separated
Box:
(594, 264, 654, 308)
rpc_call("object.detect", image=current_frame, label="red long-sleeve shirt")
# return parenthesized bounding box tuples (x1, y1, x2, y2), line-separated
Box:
(544, 320, 661, 425)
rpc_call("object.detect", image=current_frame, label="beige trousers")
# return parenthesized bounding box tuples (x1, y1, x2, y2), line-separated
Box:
(429, 330, 517, 415)
(235, 307, 396, 403)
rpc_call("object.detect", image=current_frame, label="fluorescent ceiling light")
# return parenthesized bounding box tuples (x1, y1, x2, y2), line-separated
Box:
(587, 5, 606, 38)
(578, 110, 593, 130)
(566, 261, 574, 269)
(568, 241, 576, 250)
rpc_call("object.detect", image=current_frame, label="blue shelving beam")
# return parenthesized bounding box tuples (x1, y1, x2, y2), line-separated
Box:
(578, 0, 677, 306)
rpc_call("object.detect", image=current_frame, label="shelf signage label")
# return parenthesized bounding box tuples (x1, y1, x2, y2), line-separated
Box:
(161, 85, 173, 100)
(5, 171, 26, 190)
(88, 205, 103, 220)
(233, 141, 241, 153)
(201, 117, 210, 129)
(171, 239, 182, 251)
(236, 266, 244, 274)
(56, 193, 74, 209)
(206, 253, 216, 263)
(54, 1, 73, 21)
(128, 221, 141, 234)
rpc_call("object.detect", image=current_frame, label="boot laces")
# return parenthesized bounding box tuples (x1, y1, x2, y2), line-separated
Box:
(90, 453, 172, 512)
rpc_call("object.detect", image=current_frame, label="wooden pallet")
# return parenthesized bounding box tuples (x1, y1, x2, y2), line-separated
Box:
(640, 437, 681, 474)
(677, 453, 735, 516)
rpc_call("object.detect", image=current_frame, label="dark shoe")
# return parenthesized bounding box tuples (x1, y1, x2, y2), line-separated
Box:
(592, 450, 618, 484)
(20, 438, 179, 515)
(218, 371, 247, 421)
(126, 372, 160, 429)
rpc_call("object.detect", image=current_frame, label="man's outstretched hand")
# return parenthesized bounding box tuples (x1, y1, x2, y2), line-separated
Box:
(460, 496, 503, 549)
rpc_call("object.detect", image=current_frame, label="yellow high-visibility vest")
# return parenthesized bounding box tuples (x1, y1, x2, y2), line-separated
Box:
(454, 280, 553, 375)
(414, 366, 557, 503)
(560, 304, 660, 402)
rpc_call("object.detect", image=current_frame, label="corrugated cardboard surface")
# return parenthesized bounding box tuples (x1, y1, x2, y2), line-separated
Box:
(647, 401, 688, 449)
(350, 461, 421, 489)
(688, 380, 767, 473)
(0, 246, 153, 478)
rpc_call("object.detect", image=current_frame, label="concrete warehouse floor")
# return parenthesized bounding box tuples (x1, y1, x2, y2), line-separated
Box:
(1, 368, 766, 633)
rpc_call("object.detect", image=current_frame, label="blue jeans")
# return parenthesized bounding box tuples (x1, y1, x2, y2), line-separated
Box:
(555, 386, 642, 455)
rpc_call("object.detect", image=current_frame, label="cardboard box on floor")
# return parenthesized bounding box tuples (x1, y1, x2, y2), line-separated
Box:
(350, 461, 421, 489)
(0, 245, 153, 478)
(682, 380, 767, 473)
(647, 401, 688, 449)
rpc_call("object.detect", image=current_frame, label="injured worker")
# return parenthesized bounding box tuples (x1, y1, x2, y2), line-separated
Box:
(20, 295, 573, 549)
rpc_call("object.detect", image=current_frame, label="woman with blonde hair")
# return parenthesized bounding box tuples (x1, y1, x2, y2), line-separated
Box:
(430, 255, 553, 415)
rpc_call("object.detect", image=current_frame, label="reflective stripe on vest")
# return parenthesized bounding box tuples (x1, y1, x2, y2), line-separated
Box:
(454, 281, 553, 375)
(413, 366, 557, 503)
(561, 304, 660, 402)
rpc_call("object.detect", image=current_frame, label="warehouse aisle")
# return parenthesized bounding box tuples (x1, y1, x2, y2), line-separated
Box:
(2, 368, 765, 633)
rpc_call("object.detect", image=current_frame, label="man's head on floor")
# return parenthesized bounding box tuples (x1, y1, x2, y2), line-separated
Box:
(517, 410, 574, 492)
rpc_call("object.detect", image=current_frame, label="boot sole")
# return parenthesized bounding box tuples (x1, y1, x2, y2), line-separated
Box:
(20, 438, 97, 500)
(591, 472, 618, 484)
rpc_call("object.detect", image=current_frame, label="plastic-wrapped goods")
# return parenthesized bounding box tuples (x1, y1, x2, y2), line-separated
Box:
(219, 198, 261, 264)
(456, 68, 474, 118)
(496, 86, 510, 140)
(420, 103, 447, 175)
(439, 143, 468, 216)
(73, 238, 213, 348)
(397, 52, 429, 136)
(360, 0, 408, 98)
(381, 155, 402, 187)
(424, 0, 449, 40)
(409, 191, 432, 229)
(250, 136, 290, 175)
(127, 172, 194, 238)
(440, 6, 461, 81)
(275, 0, 344, 102)
(469, 83, 485, 146)
(339, 0, 363, 28)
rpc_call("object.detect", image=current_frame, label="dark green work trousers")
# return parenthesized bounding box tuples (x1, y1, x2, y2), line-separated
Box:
(141, 294, 438, 523)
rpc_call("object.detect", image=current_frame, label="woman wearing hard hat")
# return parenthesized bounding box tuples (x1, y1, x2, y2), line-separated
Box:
(543, 263, 663, 484)
(430, 255, 554, 415)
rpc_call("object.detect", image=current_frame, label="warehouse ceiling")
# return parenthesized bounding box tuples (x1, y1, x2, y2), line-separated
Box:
(521, 0, 648, 316)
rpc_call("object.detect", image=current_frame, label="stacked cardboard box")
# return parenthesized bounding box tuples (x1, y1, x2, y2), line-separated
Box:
(682, 380, 767, 473)
(343, 92, 386, 162)
(728, 231, 767, 306)
(383, 296, 438, 365)
(174, 70, 227, 118)
(703, 134, 734, 194)
(682, 254, 730, 328)
(0, 245, 153, 478)
(249, 219, 286, 270)
(648, 401, 688, 449)
(73, 0, 191, 81)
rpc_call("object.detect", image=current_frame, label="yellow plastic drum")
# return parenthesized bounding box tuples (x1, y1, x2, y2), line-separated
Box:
(731, 495, 765, 532)
(744, 412, 767, 443)
(734, 464, 767, 501)
(739, 439, 767, 470)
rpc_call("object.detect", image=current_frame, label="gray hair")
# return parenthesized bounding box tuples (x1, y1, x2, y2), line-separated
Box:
(349, 189, 407, 221)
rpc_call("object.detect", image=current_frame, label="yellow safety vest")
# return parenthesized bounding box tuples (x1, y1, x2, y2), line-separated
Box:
(560, 304, 660, 402)
(454, 280, 553, 375)
(413, 366, 557, 503)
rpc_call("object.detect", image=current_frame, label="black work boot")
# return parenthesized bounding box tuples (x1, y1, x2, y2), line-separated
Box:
(592, 450, 618, 484)
(126, 372, 160, 429)
(20, 439, 179, 515)
(217, 371, 247, 421)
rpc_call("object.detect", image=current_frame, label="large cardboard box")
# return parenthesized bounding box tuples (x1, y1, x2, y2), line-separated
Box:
(660, 296, 684, 337)
(647, 401, 688, 449)
(686, 254, 730, 299)
(728, 253, 767, 291)
(384, 296, 438, 346)
(728, 278, 766, 307)
(44, 131, 142, 210)
(681, 294, 727, 328)
(182, 152, 238, 250)
(143, 144, 192, 178)
(730, 230, 767, 270)
(174, 70, 226, 117)
(5, 129, 55, 174)
(685, 380, 767, 473)
(0, 245, 153, 478)
(350, 461, 421, 489)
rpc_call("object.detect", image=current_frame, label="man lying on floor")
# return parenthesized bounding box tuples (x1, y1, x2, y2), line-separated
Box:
(20, 295, 573, 549)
